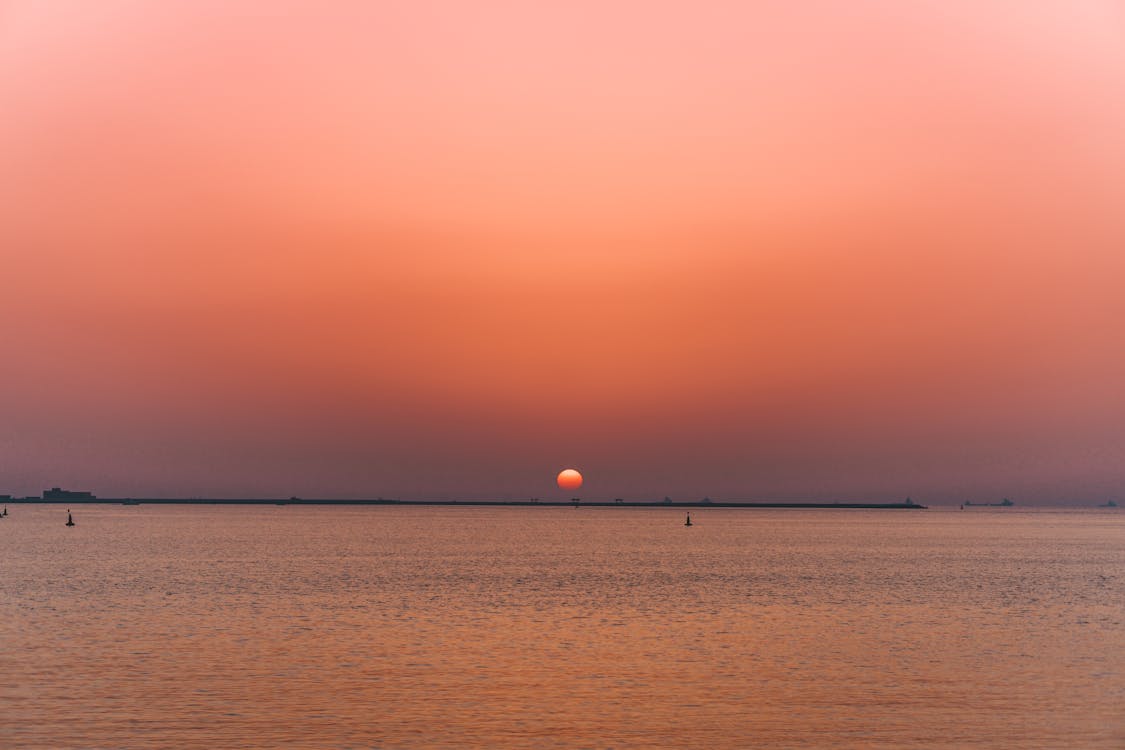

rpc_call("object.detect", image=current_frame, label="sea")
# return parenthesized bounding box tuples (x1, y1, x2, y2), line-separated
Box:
(2, 504, 1122, 749)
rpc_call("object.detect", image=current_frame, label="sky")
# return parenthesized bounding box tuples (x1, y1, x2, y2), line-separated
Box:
(2, 1, 1124, 503)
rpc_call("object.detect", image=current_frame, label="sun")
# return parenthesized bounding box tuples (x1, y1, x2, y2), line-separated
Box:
(556, 468, 583, 490)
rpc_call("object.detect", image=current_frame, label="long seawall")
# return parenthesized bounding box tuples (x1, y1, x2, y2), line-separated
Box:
(5, 498, 927, 509)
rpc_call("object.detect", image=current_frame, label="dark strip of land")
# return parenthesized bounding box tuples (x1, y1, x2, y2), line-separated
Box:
(6, 498, 926, 509)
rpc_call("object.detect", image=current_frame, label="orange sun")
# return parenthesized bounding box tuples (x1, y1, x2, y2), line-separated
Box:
(556, 468, 583, 490)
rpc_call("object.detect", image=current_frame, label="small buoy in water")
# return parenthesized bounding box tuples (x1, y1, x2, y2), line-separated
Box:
(685, 513, 692, 527)
(65, 510, 75, 527)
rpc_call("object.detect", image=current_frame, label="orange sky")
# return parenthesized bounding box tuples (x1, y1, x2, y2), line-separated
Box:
(2, 1, 1124, 502)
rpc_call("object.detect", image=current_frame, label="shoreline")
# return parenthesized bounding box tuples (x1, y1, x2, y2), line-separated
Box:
(3, 498, 927, 509)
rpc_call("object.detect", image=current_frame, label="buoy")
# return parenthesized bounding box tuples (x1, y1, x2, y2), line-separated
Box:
(685, 513, 692, 527)
(65, 510, 75, 527)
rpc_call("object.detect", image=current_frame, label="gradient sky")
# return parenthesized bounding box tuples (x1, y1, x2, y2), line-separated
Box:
(3, 1, 1124, 502)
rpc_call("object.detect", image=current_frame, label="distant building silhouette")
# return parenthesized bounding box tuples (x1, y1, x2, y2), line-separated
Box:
(43, 487, 96, 500)
(964, 498, 1014, 507)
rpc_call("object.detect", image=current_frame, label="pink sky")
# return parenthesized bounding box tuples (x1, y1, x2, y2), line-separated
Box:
(2, 1, 1124, 502)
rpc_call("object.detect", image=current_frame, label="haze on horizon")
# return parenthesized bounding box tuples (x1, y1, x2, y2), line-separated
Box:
(2, 1, 1124, 504)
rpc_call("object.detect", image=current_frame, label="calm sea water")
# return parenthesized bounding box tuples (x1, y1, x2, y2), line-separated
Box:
(1, 505, 1122, 749)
